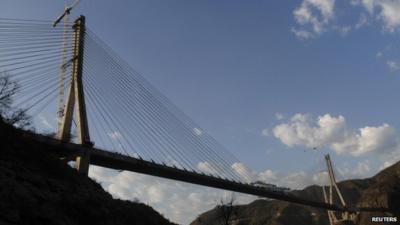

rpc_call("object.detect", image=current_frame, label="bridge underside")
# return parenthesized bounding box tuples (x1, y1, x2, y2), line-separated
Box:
(18, 128, 389, 214)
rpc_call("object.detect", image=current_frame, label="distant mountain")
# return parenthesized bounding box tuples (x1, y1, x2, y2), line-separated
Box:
(191, 160, 400, 225)
(0, 117, 176, 225)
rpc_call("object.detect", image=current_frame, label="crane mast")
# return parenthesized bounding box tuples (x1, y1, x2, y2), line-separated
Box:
(54, 0, 80, 131)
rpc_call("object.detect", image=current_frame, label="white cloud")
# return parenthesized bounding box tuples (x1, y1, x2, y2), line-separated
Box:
(258, 169, 277, 182)
(379, 147, 400, 169)
(273, 113, 399, 156)
(193, 127, 203, 136)
(377, 1, 400, 31)
(387, 60, 400, 71)
(90, 165, 313, 225)
(197, 161, 256, 182)
(292, 0, 400, 39)
(107, 131, 122, 140)
(331, 123, 398, 156)
(292, 0, 336, 39)
(256, 160, 376, 189)
(39, 115, 53, 129)
(291, 28, 316, 40)
(337, 160, 373, 179)
(352, 0, 375, 13)
(376, 51, 383, 57)
(355, 13, 369, 29)
(89, 166, 256, 225)
(353, 0, 400, 32)
(273, 113, 346, 149)
(312, 171, 330, 186)
(246, 159, 379, 189)
(197, 161, 217, 175)
(353, 161, 372, 177)
(147, 186, 164, 203)
(380, 161, 393, 170)
(231, 162, 256, 183)
(257, 169, 320, 189)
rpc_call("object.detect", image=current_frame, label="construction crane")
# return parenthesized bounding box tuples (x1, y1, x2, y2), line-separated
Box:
(53, 0, 80, 131)
(53, 0, 81, 27)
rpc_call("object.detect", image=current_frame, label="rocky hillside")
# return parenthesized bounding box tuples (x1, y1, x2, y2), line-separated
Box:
(191, 161, 400, 225)
(0, 118, 177, 225)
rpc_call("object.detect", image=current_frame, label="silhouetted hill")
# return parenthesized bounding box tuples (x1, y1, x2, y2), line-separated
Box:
(0, 118, 177, 225)
(191, 160, 400, 225)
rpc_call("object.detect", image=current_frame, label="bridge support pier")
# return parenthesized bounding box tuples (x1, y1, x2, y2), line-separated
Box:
(75, 148, 91, 174)
(57, 15, 91, 175)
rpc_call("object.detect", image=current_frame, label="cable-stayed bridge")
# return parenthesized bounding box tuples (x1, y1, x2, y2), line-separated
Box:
(0, 17, 387, 213)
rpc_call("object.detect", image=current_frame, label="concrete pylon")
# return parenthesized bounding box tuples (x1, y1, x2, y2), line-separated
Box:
(57, 15, 92, 175)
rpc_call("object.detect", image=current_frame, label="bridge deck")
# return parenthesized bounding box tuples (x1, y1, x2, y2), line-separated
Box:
(18, 128, 389, 213)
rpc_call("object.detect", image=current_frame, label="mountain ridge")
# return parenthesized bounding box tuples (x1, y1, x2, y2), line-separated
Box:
(191, 159, 400, 225)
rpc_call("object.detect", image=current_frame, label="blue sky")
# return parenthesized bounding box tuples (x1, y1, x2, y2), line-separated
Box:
(3, 0, 400, 224)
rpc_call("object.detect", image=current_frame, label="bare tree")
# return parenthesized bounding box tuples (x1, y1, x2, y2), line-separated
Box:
(218, 192, 237, 225)
(0, 73, 31, 128)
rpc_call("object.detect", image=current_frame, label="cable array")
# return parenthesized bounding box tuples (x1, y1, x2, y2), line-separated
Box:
(0, 17, 257, 184)
(83, 29, 256, 183)
(0, 18, 74, 132)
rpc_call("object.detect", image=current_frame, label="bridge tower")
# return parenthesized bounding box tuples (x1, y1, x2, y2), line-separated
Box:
(57, 15, 92, 175)
(322, 154, 356, 225)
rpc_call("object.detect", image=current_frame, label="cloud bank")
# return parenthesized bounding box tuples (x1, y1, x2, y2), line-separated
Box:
(273, 113, 399, 156)
(292, 0, 400, 39)
(292, 0, 336, 39)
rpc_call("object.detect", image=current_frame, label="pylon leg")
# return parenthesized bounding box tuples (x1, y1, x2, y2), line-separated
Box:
(75, 149, 90, 174)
